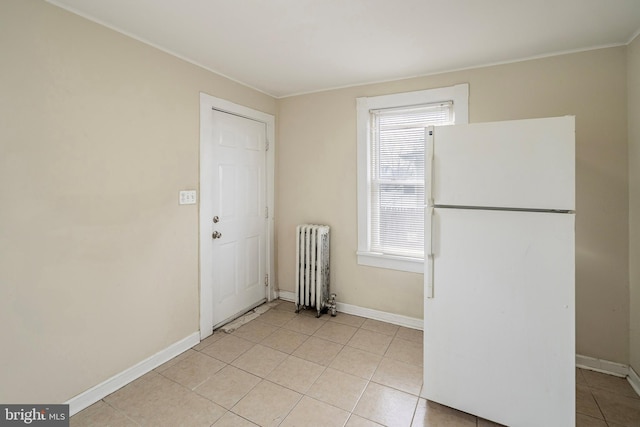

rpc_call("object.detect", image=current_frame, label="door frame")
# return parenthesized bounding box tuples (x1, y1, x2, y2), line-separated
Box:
(199, 92, 276, 340)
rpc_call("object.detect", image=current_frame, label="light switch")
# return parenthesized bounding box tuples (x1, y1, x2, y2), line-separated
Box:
(179, 190, 197, 205)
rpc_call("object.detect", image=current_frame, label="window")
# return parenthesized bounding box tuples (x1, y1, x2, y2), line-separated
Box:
(356, 84, 469, 273)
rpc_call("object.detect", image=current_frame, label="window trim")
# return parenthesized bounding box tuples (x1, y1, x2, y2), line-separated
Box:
(356, 83, 469, 273)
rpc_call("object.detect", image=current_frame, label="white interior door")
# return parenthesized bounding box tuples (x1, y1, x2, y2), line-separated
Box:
(423, 207, 575, 427)
(203, 109, 267, 328)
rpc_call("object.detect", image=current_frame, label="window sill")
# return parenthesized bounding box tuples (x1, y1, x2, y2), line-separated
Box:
(357, 251, 424, 274)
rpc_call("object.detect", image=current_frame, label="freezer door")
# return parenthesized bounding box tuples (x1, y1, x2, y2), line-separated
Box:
(432, 116, 575, 210)
(423, 208, 575, 427)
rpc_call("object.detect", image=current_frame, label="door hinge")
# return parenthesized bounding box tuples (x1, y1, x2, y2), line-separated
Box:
(264, 274, 269, 287)
(265, 206, 269, 218)
(265, 139, 270, 151)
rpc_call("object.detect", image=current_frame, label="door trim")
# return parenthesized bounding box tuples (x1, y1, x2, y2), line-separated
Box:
(199, 92, 275, 340)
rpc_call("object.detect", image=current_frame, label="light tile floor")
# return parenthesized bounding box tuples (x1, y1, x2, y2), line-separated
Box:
(71, 300, 640, 427)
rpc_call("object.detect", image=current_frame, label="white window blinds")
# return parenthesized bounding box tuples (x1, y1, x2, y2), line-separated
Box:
(369, 102, 453, 257)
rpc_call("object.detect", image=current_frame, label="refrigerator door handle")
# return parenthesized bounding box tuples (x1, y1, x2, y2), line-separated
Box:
(425, 206, 434, 298)
(425, 126, 434, 207)
(425, 126, 435, 298)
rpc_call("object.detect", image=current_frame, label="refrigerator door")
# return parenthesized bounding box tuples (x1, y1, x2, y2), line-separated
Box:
(432, 116, 575, 211)
(423, 208, 575, 427)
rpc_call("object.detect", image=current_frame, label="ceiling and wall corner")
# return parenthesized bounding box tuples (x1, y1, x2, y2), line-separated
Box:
(45, 0, 640, 98)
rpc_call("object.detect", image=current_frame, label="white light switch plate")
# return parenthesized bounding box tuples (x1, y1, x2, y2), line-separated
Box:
(179, 190, 197, 205)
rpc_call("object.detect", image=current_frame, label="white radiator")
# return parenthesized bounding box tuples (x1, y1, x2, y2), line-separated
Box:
(295, 224, 331, 317)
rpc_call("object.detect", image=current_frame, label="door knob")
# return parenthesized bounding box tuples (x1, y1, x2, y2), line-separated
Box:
(213, 216, 219, 223)
(212, 231, 222, 239)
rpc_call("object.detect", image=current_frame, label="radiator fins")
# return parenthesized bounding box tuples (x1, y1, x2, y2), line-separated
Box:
(295, 224, 331, 317)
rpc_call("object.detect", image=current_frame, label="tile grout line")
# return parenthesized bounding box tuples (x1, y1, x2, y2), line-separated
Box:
(265, 306, 390, 426)
(154, 347, 283, 425)
(587, 387, 607, 423)
(101, 398, 142, 427)
(227, 313, 335, 424)
(342, 319, 377, 425)
(235, 327, 337, 425)
(265, 323, 352, 423)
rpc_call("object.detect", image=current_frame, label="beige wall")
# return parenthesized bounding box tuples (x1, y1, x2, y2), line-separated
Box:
(1, 0, 634, 405)
(277, 47, 630, 364)
(629, 34, 640, 373)
(0, 0, 276, 403)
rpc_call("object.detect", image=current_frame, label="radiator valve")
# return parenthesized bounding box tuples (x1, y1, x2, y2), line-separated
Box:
(328, 293, 337, 316)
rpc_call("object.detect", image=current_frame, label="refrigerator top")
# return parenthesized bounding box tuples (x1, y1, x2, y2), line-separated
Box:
(429, 116, 575, 211)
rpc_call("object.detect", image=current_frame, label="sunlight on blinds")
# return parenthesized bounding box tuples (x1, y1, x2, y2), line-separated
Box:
(370, 102, 453, 257)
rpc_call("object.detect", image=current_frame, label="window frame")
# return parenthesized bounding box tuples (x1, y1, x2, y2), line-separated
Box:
(356, 83, 469, 273)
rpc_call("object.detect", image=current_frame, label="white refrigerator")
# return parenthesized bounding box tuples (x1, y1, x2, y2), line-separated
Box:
(423, 116, 575, 427)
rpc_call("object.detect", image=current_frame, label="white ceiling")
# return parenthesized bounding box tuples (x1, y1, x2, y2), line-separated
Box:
(47, 0, 640, 98)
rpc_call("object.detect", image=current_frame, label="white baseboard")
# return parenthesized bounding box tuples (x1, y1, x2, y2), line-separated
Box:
(277, 290, 423, 330)
(335, 302, 423, 330)
(65, 331, 200, 416)
(576, 354, 628, 378)
(277, 290, 295, 301)
(628, 366, 640, 396)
